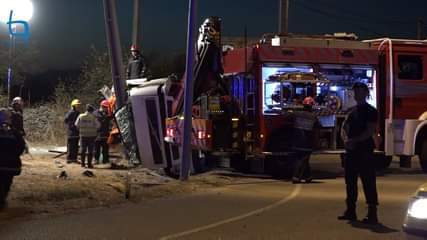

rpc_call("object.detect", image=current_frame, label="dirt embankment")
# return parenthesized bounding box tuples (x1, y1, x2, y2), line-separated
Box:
(0, 154, 246, 222)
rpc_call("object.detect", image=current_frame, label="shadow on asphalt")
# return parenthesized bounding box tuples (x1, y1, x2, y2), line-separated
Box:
(350, 221, 400, 234)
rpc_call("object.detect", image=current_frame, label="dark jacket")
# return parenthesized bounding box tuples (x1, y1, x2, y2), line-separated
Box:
(127, 54, 146, 79)
(0, 125, 26, 176)
(94, 109, 111, 138)
(64, 109, 80, 137)
(9, 107, 25, 137)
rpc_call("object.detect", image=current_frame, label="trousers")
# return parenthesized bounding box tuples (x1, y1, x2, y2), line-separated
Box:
(344, 148, 378, 208)
(80, 137, 96, 167)
(67, 136, 79, 161)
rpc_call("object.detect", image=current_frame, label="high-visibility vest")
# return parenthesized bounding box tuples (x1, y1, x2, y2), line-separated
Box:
(75, 112, 99, 137)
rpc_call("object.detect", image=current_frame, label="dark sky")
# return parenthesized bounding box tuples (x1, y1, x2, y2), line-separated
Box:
(1, 0, 427, 70)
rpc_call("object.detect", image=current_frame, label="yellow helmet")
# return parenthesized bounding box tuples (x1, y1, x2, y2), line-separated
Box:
(71, 99, 81, 107)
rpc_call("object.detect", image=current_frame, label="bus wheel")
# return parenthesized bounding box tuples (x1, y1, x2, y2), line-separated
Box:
(419, 139, 427, 173)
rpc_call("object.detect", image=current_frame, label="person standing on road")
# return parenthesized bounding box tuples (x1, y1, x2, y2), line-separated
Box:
(291, 96, 317, 183)
(64, 99, 81, 163)
(0, 108, 26, 210)
(75, 104, 100, 169)
(338, 82, 379, 224)
(94, 100, 112, 164)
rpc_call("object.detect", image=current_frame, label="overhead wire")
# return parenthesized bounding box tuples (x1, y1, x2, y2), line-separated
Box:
(291, 0, 385, 36)
(295, 0, 413, 26)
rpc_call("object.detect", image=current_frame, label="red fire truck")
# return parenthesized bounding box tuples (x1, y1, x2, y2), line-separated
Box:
(164, 18, 427, 174)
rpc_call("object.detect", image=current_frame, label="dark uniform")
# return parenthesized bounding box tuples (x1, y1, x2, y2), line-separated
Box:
(0, 121, 26, 209)
(291, 109, 317, 183)
(64, 109, 80, 162)
(9, 108, 25, 137)
(127, 53, 146, 79)
(340, 102, 378, 222)
(94, 109, 111, 164)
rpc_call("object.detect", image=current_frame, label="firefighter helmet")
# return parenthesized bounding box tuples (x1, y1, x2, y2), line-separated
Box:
(100, 100, 109, 108)
(130, 44, 139, 52)
(12, 97, 22, 105)
(71, 99, 81, 107)
(303, 96, 315, 106)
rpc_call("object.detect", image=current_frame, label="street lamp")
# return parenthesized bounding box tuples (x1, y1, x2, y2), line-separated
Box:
(0, 0, 33, 103)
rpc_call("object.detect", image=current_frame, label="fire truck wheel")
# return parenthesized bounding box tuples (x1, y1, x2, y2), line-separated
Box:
(373, 153, 392, 171)
(192, 150, 212, 174)
(419, 139, 427, 173)
(230, 153, 249, 173)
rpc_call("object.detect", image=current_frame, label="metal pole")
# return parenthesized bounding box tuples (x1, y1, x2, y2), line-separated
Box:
(279, 0, 289, 35)
(103, 0, 126, 109)
(417, 17, 424, 40)
(7, 31, 15, 104)
(180, 0, 197, 181)
(132, 0, 141, 46)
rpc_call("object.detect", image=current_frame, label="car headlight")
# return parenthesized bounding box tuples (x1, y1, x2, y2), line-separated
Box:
(408, 198, 427, 219)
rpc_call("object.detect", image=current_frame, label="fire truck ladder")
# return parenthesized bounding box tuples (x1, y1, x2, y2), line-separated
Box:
(244, 75, 256, 154)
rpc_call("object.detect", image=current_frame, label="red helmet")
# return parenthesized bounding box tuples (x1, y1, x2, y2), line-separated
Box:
(101, 100, 110, 108)
(303, 96, 315, 106)
(130, 44, 139, 52)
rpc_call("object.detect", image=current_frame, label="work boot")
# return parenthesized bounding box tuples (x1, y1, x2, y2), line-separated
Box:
(338, 208, 357, 221)
(292, 177, 302, 184)
(362, 206, 378, 225)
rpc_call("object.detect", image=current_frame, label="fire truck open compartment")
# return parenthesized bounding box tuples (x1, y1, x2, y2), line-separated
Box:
(261, 63, 377, 151)
(262, 63, 377, 115)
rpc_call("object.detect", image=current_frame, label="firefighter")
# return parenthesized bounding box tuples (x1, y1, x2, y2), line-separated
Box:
(9, 96, 25, 137)
(75, 104, 100, 169)
(338, 82, 379, 224)
(94, 100, 112, 164)
(64, 99, 81, 163)
(291, 96, 317, 183)
(0, 108, 26, 210)
(126, 44, 146, 79)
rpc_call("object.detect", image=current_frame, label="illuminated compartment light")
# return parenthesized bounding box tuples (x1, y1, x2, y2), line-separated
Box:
(330, 86, 338, 92)
(366, 70, 373, 78)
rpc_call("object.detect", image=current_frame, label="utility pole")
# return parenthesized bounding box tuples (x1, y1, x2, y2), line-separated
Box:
(279, 0, 289, 35)
(103, 0, 126, 109)
(132, 0, 141, 47)
(180, 0, 197, 181)
(417, 17, 424, 40)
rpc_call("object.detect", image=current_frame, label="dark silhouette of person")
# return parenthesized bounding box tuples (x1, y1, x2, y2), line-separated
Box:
(338, 82, 379, 225)
(64, 99, 81, 163)
(94, 100, 112, 164)
(291, 97, 317, 183)
(126, 45, 146, 79)
(0, 108, 26, 210)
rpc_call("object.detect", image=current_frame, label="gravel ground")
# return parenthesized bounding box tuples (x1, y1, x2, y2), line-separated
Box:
(0, 152, 251, 223)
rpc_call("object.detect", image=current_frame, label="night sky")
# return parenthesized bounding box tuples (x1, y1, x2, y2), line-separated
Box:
(1, 0, 427, 70)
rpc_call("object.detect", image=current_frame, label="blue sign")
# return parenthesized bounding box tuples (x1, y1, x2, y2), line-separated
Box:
(7, 10, 30, 41)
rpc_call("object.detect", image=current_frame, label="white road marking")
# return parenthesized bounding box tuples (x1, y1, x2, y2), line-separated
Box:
(159, 184, 302, 240)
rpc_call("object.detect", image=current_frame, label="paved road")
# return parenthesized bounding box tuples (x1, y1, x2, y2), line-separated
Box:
(1, 156, 426, 240)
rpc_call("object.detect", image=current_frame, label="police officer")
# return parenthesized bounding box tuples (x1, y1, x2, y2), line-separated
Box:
(94, 100, 111, 164)
(75, 104, 100, 168)
(291, 97, 317, 183)
(126, 45, 146, 79)
(64, 99, 81, 163)
(0, 108, 25, 210)
(338, 82, 379, 224)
